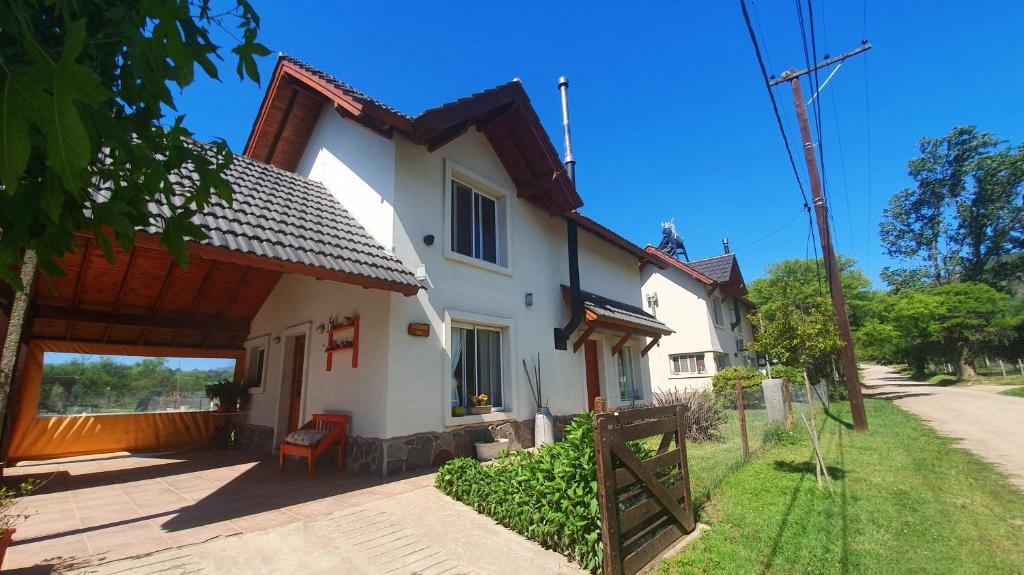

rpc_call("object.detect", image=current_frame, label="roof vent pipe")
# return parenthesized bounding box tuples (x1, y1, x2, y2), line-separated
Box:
(558, 77, 575, 183)
(555, 76, 583, 351)
(723, 237, 731, 254)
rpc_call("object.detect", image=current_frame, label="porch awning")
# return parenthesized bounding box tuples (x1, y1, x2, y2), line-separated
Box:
(561, 286, 673, 356)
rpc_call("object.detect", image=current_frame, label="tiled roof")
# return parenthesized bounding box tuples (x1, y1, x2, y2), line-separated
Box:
(280, 54, 412, 121)
(148, 148, 420, 293)
(566, 287, 673, 336)
(686, 253, 736, 283)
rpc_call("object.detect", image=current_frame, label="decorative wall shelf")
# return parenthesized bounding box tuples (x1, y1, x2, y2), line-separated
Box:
(326, 315, 359, 371)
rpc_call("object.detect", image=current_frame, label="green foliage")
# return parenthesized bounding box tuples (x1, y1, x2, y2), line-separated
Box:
(205, 377, 248, 412)
(0, 0, 270, 288)
(435, 413, 602, 573)
(748, 257, 873, 329)
(711, 366, 762, 393)
(767, 364, 802, 386)
(0, 479, 39, 533)
(879, 126, 1024, 292)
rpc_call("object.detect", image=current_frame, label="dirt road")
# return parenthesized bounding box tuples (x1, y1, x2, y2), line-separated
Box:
(862, 364, 1024, 489)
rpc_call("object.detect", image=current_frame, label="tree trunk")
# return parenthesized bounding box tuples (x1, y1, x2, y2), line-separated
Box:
(0, 250, 38, 464)
(956, 348, 976, 380)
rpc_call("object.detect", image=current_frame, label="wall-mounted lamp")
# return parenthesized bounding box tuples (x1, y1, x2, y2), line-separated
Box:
(272, 336, 282, 344)
(525, 292, 534, 307)
(423, 234, 435, 246)
(316, 323, 326, 335)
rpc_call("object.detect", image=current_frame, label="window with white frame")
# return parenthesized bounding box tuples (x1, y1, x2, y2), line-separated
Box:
(711, 297, 725, 327)
(617, 347, 638, 401)
(729, 301, 739, 326)
(714, 352, 730, 371)
(451, 179, 499, 265)
(670, 353, 706, 375)
(450, 325, 504, 411)
(735, 336, 746, 353)
(244, 338, 268, 390)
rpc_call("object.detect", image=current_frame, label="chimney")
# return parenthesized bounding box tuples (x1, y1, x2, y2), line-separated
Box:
(558, 77, 575, 182)
(723, 237, 730, 254)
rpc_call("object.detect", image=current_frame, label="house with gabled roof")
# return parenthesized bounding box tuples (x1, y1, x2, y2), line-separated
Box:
(234, 54, 674, 475)
(640, 244, 756, 392)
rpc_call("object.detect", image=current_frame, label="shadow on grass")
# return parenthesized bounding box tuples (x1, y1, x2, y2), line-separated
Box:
(772, 459, 846, 480)
(758, 465, 807, 574)
(865, 391, 934, 400)
(823, 408, 855, 430)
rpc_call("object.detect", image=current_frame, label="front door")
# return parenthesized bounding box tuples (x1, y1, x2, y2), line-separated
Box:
(584, 340, 601, 411)
(287, 334, 306, 432)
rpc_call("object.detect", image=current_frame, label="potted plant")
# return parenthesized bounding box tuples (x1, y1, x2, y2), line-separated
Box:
(452, 405, 466, 417)
(205, 378, 249, 413)
(0, 480, 38, 570)
(467, 393, 491, 415)
(474, 435, 510, 461)
(523, 354, 553, 446)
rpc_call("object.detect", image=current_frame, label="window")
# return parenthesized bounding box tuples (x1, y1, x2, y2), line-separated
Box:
(451, 180, 498, 264)
(451, 325, 503, 412)
(735, 337, 746, 354)
(670, 353, 706, 375)
(714, 352, 730, 371)
(617, 347, 638, 401)
(729, 302, 739, 326)
(38, 353, 236, 416)
(245, 344, 267, 390)
(711, 297, 725, 326)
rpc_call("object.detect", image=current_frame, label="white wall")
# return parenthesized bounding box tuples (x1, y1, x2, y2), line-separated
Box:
(296, 103, 397, 250)
(244, 274, 391, 442)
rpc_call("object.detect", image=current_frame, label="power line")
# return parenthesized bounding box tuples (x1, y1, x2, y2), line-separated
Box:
(735, 206, 807, 250)
(738, 0, 810, 209)
(863, 0, 873, 271)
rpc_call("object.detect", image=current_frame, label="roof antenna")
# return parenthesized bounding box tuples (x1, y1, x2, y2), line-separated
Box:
(558, 77, 575, 182)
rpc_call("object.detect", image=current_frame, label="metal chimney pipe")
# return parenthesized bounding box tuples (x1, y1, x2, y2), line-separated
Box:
(558, 76, 575, 182)
(723, 237, 731, 254)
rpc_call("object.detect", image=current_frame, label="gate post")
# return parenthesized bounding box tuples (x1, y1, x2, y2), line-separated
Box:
(736, 383, 749, 459)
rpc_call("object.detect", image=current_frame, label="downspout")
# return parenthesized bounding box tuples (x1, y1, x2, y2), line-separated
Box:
(554, 76, 583, 350)
(730, 299, 742, 330)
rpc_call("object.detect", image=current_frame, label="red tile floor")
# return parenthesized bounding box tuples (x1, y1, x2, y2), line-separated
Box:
(1, 449, 430, 574)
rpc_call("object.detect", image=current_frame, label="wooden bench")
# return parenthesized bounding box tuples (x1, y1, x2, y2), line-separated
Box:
(279, 414, 349, 477)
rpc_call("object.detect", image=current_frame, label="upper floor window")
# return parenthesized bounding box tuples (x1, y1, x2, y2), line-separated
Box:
(670, 353, 706, 375)
(451, 180, 498, 264)
(711, 297, 725, 327)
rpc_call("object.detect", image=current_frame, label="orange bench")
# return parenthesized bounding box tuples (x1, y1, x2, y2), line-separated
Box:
(279, 414, 349, 477)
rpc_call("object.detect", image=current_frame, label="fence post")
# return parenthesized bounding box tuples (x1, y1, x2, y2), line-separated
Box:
(782, 380, 793, 420)
(1018, 358, 1023, 375)
(736, 383, 749, 459)
(999, 359, 1007, 379)
(594, 396, 606, 414)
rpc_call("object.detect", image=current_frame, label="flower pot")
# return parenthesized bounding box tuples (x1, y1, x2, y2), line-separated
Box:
(467, 406, 491, 415)
(474, 438, 510, 461)
(0, 528, 15, 570)
(534, 407, 554, 447)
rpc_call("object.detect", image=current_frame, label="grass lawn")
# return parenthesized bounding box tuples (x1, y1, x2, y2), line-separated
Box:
(1000, 386, 1024, 398)
(658, 399, 1024, 574)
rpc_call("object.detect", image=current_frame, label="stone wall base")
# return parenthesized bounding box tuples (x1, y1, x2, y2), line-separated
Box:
(236, 423, 274, 453)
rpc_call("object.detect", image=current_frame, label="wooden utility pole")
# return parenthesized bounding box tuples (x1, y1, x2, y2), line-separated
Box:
(774, 45, 871, 432)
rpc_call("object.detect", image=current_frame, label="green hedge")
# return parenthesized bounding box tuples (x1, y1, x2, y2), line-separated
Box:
(711, 366, 763, 392)
(435, 413, 602, 573)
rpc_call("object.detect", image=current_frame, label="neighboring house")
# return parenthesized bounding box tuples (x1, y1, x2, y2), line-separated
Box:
(235, 55, 673, 475)
(641, 245, 756, 392)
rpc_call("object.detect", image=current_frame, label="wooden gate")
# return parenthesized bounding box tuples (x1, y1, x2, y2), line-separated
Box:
(593, 404, 695, 575)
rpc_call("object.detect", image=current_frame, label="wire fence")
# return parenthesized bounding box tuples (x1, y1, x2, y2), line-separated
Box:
(926, 356, 1024, 380)
(646, 380, 829, 510)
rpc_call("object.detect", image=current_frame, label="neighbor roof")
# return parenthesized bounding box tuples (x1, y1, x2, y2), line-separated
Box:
(148, 149, 420, 295)
(686, 253, 737, 284)
(643, 246, 715, 284)
(245, 54, 581, 215)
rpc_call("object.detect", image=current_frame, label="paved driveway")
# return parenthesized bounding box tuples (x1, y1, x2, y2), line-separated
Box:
(863, 364, 1024, 489)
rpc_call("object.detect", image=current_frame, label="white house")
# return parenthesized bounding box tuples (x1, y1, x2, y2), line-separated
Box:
(640, 245, 756, 392)
(233, 55, 673, 475)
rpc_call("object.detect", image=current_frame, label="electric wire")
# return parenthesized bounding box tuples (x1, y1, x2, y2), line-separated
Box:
(862, 0, 873, 270)
(739, 0, 810, 210)
(734, 206, 807, 250)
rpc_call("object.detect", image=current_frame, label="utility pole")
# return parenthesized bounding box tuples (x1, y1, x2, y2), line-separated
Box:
(773, 43, 871, 432)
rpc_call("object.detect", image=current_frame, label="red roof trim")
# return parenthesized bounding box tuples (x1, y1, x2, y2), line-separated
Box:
(570, 214, 668, 268)
(643, 246, 717, 284)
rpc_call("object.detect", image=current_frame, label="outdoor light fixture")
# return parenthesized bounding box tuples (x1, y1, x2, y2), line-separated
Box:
(273, 336, 282, 344)
(525, 292, 534, 306)
(423, 234, 435, 246)
(316, 323, 326, 334)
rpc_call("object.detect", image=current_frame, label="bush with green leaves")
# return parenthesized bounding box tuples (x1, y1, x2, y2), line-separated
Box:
(435, 413, 602, 572)
(767, 364, 802, 386)
(711, 366, 762, 393)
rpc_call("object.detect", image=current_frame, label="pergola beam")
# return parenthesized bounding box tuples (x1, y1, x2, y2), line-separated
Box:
(611, 333, 632, 356)
(572, 325, 597, 353)
(34, 305, 250, 336)
(641, 336, 661, 357)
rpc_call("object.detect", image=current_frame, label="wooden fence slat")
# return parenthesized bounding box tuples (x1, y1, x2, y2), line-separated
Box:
(618, 480, 688, 533)
(594, 418, 624, 575)
(609, 435, 693, 534)
(614, 417, 678, 442)
(602, 404, 679, 423)
(675, 405, 695, 527)
(622, 523, 686, 575)
(613, 449, 680, 489)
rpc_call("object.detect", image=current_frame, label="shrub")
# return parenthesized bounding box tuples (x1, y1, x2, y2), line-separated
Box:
(711, 366, 762, 392)
(653, 387, 725, 442)
(768, 364, 802, 386)
(435, 413, 602, 573)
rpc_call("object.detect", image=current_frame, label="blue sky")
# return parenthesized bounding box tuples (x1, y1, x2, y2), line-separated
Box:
(176, 1, 1024, 287)
(45, 353, 236, 372)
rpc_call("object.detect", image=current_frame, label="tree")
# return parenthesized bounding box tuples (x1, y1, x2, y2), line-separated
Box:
(0, 0, 270, 288)
(748, 256, 873, 329)
(879, 126, 1024, 292)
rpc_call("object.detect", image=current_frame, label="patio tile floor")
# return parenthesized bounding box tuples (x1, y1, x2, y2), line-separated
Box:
(2, 448, 428, 573)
